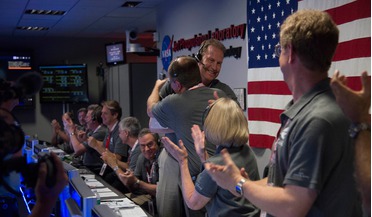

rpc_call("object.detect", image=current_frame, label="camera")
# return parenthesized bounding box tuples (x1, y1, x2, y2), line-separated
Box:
(0, 153, 57, 189)
(0, 72, 56, 195)
(0, 71, 43, 104)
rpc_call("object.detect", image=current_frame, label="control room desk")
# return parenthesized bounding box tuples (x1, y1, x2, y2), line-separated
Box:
(89, 169, 153, 215)
(64, 162, 152, 217)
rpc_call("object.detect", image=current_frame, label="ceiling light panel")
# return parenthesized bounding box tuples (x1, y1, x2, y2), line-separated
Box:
(25, 9, 66, 15)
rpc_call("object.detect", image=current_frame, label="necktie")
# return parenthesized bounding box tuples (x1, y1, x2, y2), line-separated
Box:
(105, 133, 111, 149)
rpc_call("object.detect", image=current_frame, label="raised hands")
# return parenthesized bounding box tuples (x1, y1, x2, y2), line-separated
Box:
(117, 169, 136, 187)
(161, 137, 188, 164)
(330, 70, 370, 123)
(207, 90, 220, 105)
(191, 125, 208, 163)
(204, 149, 249, 196)
(51, 119, 61, 132)
(87, 136, 98, 149)
(101, 149, 117, 168)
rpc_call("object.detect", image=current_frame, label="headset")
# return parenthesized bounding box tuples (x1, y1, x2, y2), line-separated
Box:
(91, 105, 103, 123)
(194, 41, 206, 63)
(91, 110, 97, 121)
(0, 108, 56, 194)
(168, 57, 179, 78)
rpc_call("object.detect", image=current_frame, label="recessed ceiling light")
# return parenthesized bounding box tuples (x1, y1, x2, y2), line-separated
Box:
(25, 9, 66, 15)
(16, 26, 49, 31)
(122, 1, 142, 8)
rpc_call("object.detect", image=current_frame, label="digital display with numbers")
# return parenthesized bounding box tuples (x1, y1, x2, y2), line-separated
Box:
(39, 64, 89, 103)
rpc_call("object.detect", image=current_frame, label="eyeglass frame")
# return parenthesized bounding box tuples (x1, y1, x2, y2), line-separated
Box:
(274, 43, 282, 58)
(140, 140, 157, 149)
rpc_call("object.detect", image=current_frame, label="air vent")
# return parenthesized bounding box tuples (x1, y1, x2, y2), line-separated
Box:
(16, 26, 49, 31)
(25, 9, 66, 15)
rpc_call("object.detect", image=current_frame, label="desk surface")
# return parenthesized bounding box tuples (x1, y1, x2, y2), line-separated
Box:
(78, 167, 153, 217)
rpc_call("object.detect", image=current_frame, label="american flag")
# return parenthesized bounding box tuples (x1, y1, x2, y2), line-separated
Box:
(247, 0, 371, 149)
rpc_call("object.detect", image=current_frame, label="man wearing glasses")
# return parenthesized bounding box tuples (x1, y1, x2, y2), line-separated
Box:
(111, 128, 162, 197)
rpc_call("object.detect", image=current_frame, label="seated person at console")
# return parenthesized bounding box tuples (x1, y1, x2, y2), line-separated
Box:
(51, 112, 75, 154)
(66, 104, 108, 174)
(101, 116, 142, 172)
(76, 107, 87, 131)
(106, 128, 162, 198)
(88, 100, 129, 193)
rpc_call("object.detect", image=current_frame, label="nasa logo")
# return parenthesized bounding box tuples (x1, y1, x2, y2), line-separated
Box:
(161, 35, 173, 71)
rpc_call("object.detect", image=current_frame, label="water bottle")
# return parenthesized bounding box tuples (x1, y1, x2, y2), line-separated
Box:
(93, 189, 100, 205)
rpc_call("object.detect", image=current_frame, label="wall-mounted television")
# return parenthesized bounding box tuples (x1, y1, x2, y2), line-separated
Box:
(39, 64, 89, 103)
(0, 51, 35, 108)
(105, 42, 126, 66)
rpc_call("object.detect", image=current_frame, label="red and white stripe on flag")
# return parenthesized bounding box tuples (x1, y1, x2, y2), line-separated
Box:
(247, 0, 371, 149)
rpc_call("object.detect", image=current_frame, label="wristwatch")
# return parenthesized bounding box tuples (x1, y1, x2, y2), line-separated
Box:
(348, 123, 370, 139)
(235, 178, 247, 196)
(134, 179, 141, 188)
(113, 165, 119, 172)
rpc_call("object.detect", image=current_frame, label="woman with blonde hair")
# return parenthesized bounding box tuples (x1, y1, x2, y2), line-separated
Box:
(162, 97, 260, 217)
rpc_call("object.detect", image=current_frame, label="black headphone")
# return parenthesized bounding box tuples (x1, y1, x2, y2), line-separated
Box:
(91, 105, 102, 123)
(169, 58, 180, 78)
(153, 132, 161, 146)
(195, 42, 206, 63)
(91, 111, 96, 121)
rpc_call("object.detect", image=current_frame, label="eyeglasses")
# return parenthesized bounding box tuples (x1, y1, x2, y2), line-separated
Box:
(170, 71, 178, 77)
(274, 44, 282, 58)
(140, 141, 156, 149)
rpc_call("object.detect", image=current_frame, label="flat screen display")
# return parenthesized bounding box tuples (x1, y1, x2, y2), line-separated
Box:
(39, 64, 89, 103)
(105, 42, 126, 66)
(0, 52, 34, 108)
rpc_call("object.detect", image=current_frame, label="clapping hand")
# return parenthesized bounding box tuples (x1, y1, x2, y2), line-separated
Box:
(118, 169, 135, 187)
(204, 149, 249, 197)
(162, 137, 188, 164)
(191, 125, 208, 163)
(101, 149, 117, 168)
(331, 70, 370, 123)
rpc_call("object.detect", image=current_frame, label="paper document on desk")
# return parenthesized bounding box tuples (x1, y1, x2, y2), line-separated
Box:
(101, 198, 136, 208)
(119, 206, 148, 217)
(95, 187, 112, 193)
(85, 180, 104, 188)
(48, 147, 65, 154)
(98, 191, 118, 198)
(80, 174, 95, 179)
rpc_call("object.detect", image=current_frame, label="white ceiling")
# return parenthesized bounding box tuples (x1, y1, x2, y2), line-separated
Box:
(0, 0, 164, 39)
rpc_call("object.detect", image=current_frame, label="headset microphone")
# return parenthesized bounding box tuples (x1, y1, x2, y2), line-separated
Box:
(192, 53, 205, 67)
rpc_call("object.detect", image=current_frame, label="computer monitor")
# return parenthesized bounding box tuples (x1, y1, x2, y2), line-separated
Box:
(39, 64, 89, 103)
(64, 197, 82, 217)
(67, 176, 97, 217)
(62, 162, 80, 180)
(59, 162, 80, 217)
